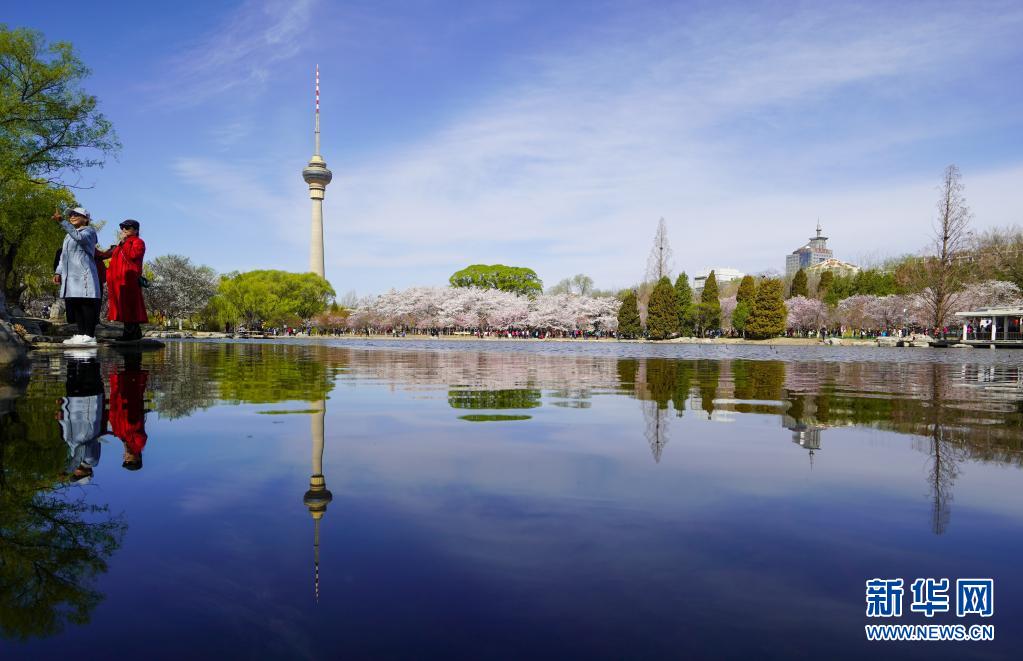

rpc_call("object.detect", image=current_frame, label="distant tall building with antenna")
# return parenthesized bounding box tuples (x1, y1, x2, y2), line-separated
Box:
(302, 65, 332, 278)
(785, 221, 833, 277)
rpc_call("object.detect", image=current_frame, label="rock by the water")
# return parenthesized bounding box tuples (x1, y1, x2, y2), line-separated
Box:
(0, 319, 29, 366)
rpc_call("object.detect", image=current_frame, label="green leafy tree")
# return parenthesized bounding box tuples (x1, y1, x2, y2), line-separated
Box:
(695, 271, 721, 335)
(449, 264, 542, 296)
(789, 268, 808, 298)
(972, 227, 1023, 292)
(0, 26, 119, 188)
(646, 276, 679, 340)
(547, 273, 593, 296)
(616, 290, 642, 339)
(0, 26, 118, 316)
(674, 272, 694, 335)
(746, 278, 787, 339)
(0, 179, 74, 309)
(736, 275, 756, 306)
(218, 270, 334, 328)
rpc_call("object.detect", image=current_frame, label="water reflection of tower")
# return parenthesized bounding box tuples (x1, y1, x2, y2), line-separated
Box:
(302, 399, 331, 601)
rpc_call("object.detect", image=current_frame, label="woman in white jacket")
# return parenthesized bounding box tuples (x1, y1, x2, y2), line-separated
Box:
(52, 207, 101, 341)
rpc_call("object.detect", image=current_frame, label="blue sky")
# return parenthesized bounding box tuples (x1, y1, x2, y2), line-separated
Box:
(8, 0, 1023, 297)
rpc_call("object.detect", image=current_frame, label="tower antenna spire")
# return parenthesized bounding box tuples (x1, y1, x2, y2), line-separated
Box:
(315, 64, 321, 155)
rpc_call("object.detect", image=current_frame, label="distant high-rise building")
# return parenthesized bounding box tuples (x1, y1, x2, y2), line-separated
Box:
(302, 65, 332, 279)
(694, 267, 745, 288)
(785, 222, 833, 277)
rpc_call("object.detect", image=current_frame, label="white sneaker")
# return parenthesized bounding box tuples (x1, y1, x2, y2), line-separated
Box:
(63, 334, 97, 345)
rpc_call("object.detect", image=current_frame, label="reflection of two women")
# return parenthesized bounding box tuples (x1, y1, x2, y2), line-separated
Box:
(60, 352, 149, 481)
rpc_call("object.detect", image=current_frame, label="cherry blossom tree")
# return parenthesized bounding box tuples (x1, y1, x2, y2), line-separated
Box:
(785, 296, 827, 333)
(954, 280, 1023, 312)
(719, 296, 737, 330)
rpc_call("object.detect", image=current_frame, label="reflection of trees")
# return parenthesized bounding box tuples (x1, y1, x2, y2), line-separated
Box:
(638, 361, 680, 463)
(642, 402, 669, 463)
(924, 363, 967, 535)
(696, 361, 720, 419)
(211, 344, 335, 404)
(731, 360, 785, 402)
(0, 377, 125, 641)
(448, 389, 541, 410)
(627, 360, 698, 463)
(145, 343, 340, 418)
(146, 342, 217, 419)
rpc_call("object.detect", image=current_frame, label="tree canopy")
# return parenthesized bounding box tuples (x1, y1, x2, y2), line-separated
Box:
(746, 278, 787, 339)
(216, 270, 334, 328)
(816, 270, 834, 299)
(0, 26, 119, 189)
(674, 273, 694, 336)
(616, 290, 641, 339)
(646, 276, 679, 340)
(736, 275, 756, 306)
(696, 271, 721, 335)
(146, 255, 218, 326)
(789, 268, 808, 298)
(0, 178, 74, 309)
(547, 273, 594, 296)
(449, 264, 542, 296)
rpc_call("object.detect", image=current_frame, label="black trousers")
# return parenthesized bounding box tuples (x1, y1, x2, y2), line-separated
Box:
(65, 297, 100, 337)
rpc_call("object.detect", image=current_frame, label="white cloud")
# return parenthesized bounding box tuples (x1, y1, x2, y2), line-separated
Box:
(321, 2, 1023, 291)
(150, 0, 316, 108)
(164, 2, 1023, 292)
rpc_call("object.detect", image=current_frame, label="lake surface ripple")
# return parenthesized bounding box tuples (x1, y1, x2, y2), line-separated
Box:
(1, 340, 1021, 659)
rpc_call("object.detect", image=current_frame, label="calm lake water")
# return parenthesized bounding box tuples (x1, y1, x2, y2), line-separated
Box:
(2, 339, 1022, 659)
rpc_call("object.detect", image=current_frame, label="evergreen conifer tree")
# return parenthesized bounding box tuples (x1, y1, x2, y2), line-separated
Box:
(646, 276, 679, 340)
(789, 268, 809, 298)
(696, 270, 721, 335)
(817, 270, 834, 298)
(736, 275, 756, 305)
(674, 272, 693, 336)
(746, 278, 787, 339)
(732, 301, 751, 337)
(616, 290, 642, 339)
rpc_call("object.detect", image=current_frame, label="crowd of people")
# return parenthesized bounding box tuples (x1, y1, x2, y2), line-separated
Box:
(52, 206, 148, 344)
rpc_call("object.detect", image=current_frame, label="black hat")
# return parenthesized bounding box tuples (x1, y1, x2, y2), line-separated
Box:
(119, 219, 140, 230)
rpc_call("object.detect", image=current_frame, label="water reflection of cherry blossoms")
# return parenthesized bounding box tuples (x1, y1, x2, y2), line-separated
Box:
(140, 342, 1023, 535)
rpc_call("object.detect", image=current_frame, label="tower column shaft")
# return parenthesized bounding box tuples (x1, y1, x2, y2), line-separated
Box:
(310, 199, 325, 278)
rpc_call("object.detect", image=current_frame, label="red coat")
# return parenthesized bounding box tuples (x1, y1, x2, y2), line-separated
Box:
(106, 235, 148, 323)
(109, 368, 148, 456)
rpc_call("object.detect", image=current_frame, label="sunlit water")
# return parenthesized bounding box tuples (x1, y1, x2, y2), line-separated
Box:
(1, 340, 1022, 659)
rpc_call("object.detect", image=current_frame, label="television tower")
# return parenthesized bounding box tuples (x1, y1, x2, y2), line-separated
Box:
(302, 65, 332, 278)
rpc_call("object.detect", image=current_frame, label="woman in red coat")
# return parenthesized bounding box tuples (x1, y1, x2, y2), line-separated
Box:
(97, 219, 148, 341)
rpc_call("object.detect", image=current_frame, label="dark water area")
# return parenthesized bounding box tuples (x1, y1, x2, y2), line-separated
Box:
(1, 340, 1022, 660)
